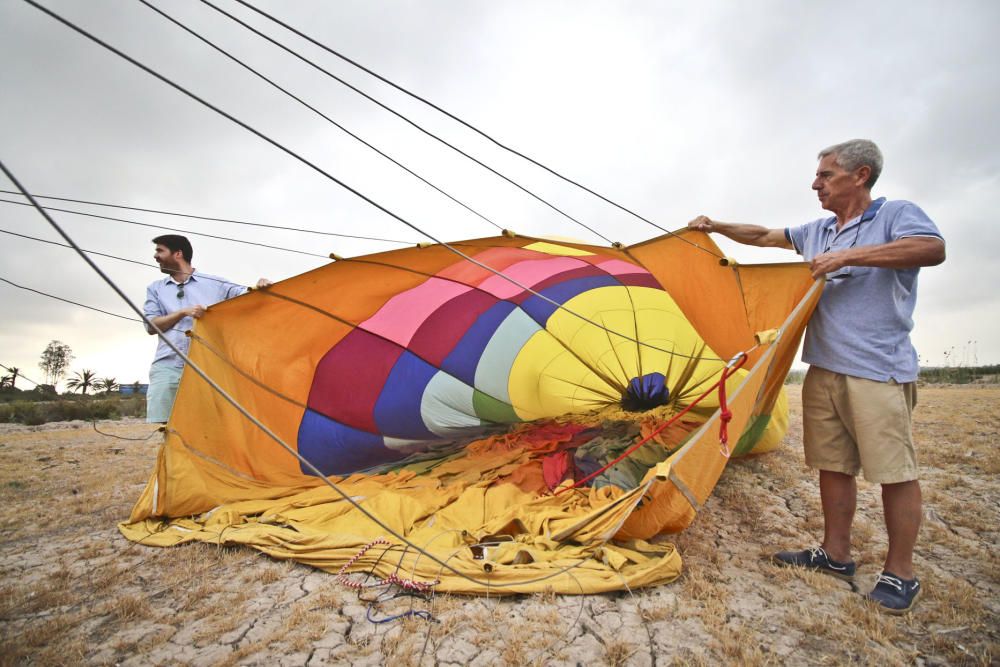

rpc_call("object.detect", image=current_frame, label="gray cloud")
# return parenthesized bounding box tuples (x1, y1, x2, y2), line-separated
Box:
(1, 0, 997, 384)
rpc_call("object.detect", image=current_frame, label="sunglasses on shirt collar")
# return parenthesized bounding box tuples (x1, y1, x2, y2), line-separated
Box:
(825, 197, 886, 281)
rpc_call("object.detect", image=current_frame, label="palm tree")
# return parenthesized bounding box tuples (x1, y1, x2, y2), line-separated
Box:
(2, 367, 19, 389)
(66, 369, 97, 395)
(94, 377, 119, 394)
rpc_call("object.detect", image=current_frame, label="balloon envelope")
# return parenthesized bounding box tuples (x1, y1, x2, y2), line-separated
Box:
(121, 231, 821, 594)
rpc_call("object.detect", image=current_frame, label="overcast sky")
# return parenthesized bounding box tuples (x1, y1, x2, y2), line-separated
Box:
(1, 0, 997, 388)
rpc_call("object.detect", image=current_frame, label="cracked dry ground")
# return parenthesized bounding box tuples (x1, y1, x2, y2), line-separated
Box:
(1, 385, 997, 666)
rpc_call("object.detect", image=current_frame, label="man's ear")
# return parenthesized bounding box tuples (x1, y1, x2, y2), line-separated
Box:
(855, 165, 872, 186)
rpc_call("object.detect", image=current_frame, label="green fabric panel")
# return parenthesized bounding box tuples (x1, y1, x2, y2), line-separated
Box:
(473, 389, 520, 424)
(732, 414, 770, 456)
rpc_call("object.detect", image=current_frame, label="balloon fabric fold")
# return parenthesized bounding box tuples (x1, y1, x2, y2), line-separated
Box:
(120, 230, 821, 594)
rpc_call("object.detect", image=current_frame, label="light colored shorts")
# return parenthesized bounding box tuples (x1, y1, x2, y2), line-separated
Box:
(802, 366, 918, 484)
(147, 362, 183, 424)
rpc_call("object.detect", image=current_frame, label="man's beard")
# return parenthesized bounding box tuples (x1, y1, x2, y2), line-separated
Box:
(158, 259, 180, 274)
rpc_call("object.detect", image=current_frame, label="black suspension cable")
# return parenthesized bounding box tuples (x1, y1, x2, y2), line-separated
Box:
(138, 0, 504, 234)
(232, 0, 724, 259)
(0, 198, 329, 258)
(0, 363, 42, 388)
(21, 0, 729, 361)
(1, 227, 152, 269)
(1, 277, 141, 322)
(0, 189, 415, 245)
(198, 0, 614, 245)
(0, 227, 282, 288)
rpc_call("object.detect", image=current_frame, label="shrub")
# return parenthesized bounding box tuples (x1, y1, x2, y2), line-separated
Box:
(0, 397, 146, 424)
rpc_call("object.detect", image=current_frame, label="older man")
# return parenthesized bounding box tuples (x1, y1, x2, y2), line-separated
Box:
(143, 234, 270, 424)
(688, 139, 945, 614)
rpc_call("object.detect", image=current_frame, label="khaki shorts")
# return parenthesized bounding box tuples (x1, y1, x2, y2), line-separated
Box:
(147, 362, 183, 424)
(802, 366, 918, 484)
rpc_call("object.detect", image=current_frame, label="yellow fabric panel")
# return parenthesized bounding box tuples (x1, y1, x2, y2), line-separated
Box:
(521, 241, 596, 256)
(508, 285, 729, 419)
(120, 513, 682, 594)
(122, 440, 682, 594)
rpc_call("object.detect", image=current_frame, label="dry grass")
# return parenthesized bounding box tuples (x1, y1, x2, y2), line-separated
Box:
(1, 387, 998, 665)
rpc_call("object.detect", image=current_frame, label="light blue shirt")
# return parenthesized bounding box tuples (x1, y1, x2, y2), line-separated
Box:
(786, 199, 943, 383)
(143, 271, 247, 367)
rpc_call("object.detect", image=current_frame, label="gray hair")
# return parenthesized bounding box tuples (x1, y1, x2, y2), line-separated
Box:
(818, 139, 883, 189)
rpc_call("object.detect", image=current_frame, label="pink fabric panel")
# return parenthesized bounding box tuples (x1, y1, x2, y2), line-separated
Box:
(477, 256, 588, 299)
(436, 246, 531, 285)
(361, 278, 471, 346)
(595, 258, 646, 276)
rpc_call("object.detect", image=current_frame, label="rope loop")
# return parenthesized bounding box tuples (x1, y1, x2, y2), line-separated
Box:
(336, 538, 440, 593)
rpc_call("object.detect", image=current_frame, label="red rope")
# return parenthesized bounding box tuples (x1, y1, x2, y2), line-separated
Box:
(553, 353, 749, 495)
(336, 538, 440, 592)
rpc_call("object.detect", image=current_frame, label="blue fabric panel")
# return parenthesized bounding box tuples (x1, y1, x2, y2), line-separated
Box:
(626, 372, 670, 406)
(440, 301, 517, 386)
(373, 351, 438, 439)
(519, 275, 620, 326)
(297, 410, 406, 476)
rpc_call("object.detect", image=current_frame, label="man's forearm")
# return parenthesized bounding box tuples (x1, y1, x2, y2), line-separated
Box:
(145, 306, 204, 335)
(147, 311, 184, 334)
(711, 222, 781, 246)
(846, 237, 945, 268)
(687, 216, 791, 249)
(809, 236, 946, 278)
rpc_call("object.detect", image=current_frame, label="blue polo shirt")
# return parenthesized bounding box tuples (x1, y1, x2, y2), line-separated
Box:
(785, 199, 943, 383)
(143, 271, 247, 367)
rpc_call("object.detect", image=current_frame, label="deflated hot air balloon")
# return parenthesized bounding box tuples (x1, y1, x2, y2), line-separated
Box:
(300, 241, 739, 476)
(120, 230, 821, 594)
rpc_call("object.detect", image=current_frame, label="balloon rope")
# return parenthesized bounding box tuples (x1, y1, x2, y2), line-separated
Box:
(22, 0, 734, 362)
(233, 0, 725, 256)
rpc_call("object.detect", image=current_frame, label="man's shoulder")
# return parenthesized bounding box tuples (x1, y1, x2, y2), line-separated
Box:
(878, 198, 936, 221)
(880, 199, 922, 213)
(192, 272, 246, 299)
(191, 271, 231, 282)
(191, 272, 241, 289)
(878, 199, 942, 238)
(788, 215, 835, 242)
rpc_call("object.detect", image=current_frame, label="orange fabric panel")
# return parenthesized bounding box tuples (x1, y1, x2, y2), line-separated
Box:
(627, 232, 754, 361)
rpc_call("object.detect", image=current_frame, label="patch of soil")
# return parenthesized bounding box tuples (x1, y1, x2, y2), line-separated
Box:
(1, 387, 997, 665)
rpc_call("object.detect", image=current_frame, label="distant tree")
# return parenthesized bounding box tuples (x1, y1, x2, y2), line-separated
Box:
(94, 377, 119, 394)
(0, 366, 19, 389)
(66, 369, 97, 395)
(39, 341, 74, 388)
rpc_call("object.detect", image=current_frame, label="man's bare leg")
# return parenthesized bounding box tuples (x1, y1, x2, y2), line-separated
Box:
(820, 470, 856, 563)
(882, 480, 921, 579)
